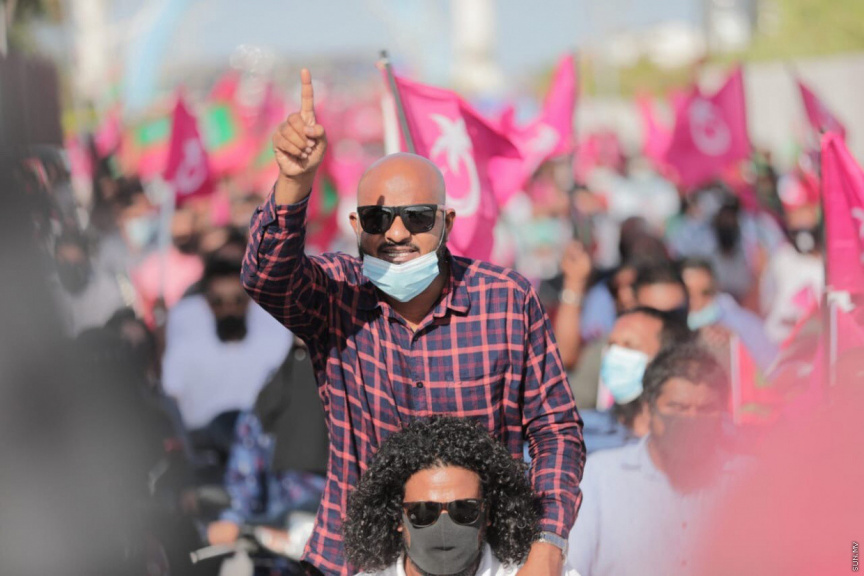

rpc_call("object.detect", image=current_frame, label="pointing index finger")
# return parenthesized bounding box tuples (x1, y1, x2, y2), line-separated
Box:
(300, 68, 316, 125)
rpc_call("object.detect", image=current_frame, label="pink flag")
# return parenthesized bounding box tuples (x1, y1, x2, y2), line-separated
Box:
(797, 79, 846, 141)
(664, 67, 751, 190)
(729, 335, 781, 426)
(821, 132, 864, 295)
(389, 74, 521, 261)
(836, 306, 864, 356)
(499, 54, 577, 187)
(207, 70, 241, 102)
(164, 95, 214, 207)
(94, 107, 123, 158)
(636, 95, 671, 168)
(538, 53, 577, 158)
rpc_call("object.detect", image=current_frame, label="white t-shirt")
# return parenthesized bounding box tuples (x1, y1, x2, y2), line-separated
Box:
(162, 294, 293, 430)
(356, 544, 581, 576)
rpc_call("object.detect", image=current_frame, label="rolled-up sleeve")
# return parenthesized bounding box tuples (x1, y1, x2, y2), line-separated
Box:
(522, 288, 586, 539)
(242, 191, 331, 346)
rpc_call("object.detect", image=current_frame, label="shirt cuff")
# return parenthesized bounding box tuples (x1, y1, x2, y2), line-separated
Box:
(260, 187, 311, 230)
(219, 509, 246, 525)
(536, 531, 569, 557)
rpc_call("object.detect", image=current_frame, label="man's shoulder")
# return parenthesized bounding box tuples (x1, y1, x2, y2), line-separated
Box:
(454, 256, 535, 294)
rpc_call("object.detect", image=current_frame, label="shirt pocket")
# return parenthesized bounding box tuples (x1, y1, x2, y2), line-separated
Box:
(448, 353, 510, 416)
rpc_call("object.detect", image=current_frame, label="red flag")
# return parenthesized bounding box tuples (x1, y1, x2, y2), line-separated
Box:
(821, 132, 864, 295)
(664, 67, 751, 190)
(164, 95, 214, 207)
(797, 78, 846, 141)
(389, 73, 521, 261)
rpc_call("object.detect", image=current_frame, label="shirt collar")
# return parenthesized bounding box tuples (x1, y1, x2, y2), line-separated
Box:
(355, 251, 473, 317)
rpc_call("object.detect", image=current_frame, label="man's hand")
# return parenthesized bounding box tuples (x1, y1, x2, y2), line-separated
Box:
(516, 541, 565, 576)
(561, 240, 591, 293)
(273, 68, 327, 204)
(207, 520, 240, 545)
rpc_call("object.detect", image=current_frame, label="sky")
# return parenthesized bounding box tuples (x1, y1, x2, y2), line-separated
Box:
(111, 0, 700, 85)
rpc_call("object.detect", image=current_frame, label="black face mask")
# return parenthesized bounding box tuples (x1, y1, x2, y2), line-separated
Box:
(216, 314, 247, 342)
(403, 510, 485, 576)
(715, 222, 741, 253)
(57, 261, 92, 294)
(173, 235, 200, 255)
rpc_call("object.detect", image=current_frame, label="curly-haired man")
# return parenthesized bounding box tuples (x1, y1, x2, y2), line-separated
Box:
(344, 417, 581, 576)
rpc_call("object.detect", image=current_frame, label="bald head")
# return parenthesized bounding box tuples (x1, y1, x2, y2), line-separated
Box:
(357, 153, 446, 207)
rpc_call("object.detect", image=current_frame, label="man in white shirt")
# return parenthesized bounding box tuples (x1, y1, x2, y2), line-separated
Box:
(162, 257, 292, 432)
(344, 417, 580, 576)
(569, 344, 744, 576)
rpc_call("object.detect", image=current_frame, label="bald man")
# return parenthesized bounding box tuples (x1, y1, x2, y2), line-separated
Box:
(243, 70, 584, 576)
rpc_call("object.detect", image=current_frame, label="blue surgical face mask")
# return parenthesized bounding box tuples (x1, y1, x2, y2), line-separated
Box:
(124, 216, 157, 249)
(361, 231, 445, 303)
(600, 344, 650, 404)
(688, 300, 722, 330)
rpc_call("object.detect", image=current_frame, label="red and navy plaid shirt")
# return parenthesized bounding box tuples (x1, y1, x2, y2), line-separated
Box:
(242, 192, 585, 576)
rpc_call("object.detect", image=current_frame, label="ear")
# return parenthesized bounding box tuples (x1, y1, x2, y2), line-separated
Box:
(444, 209, 456, 236)
(349, 212, 362, 240)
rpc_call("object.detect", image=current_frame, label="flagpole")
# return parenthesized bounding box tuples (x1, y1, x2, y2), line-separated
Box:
(379, 50, 416, 153)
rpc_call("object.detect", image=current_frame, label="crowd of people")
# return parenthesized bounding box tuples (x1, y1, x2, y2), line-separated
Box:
(10, 59, 861, 576)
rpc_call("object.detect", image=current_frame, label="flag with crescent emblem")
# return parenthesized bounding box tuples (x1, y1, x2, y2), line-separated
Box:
(664, 67, 751, 190)
(164, 95, 214, 207)
(389, 74, 522, 261)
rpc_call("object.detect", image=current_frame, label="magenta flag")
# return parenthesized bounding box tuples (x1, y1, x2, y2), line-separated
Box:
(538, 53, 577, 158)
(797, 78, 847, 141)
(498, 54, 577, 188)
(164, 95, 214, 207)
(94, 108, 123, 158)
(389, 73, 521, 262)
(821, 132, 864, 295)
(637, 95, 671, 168)
(664, 67, 751, 189)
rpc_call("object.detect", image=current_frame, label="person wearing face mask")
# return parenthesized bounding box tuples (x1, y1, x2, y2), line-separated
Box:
(632, 264, 690, 322)
(242, 69, 584, 576)
(760, 199, 825, 344)
(52, 232, 127, 336)
(344, 417, 581, 576)
(586, 307, 691, 451)
(569, 344, 744, 576)
(161, 256, 293, 438)
(681, 258, 777, 373)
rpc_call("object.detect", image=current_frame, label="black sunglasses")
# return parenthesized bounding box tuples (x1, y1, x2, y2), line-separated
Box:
(356, 204, 442, 235)
(402, 498, 484, 528)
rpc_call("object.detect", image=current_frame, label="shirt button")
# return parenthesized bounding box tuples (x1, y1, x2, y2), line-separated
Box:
(416, 381, 424, 388)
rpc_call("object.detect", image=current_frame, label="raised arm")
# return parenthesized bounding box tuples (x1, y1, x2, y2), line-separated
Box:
(242, 68, 333, 345)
